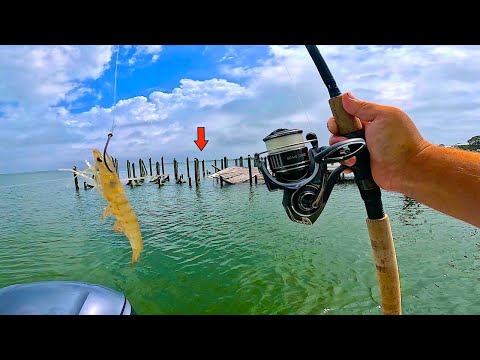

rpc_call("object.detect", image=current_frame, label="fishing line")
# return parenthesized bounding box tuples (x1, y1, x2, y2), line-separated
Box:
(110, 45, 120, 134)
(281, 56, 314, 130)
(104, 45, 120, 173)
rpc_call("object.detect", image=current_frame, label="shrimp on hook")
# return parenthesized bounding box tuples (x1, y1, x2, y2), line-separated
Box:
(68, 138, 144, 267)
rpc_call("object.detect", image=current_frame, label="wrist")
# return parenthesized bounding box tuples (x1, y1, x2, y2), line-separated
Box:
(394, 141, 435, 196)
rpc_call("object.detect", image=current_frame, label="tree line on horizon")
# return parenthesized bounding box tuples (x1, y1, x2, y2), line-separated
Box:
(439, 136, 480, 152)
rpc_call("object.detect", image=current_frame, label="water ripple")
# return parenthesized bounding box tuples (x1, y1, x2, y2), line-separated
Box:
(0, 169, 479, 314)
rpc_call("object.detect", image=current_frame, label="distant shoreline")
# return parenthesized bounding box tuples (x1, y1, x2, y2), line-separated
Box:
(0, 169, 66, 176)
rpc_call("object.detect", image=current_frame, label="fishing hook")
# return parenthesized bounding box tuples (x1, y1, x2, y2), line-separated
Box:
(103, 132, 114, 173)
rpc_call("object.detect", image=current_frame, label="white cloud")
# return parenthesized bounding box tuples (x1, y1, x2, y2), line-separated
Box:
(140, 45, 163, 55)
(2, 45, 480, 174)
(128, 45, 163, 65)
(0, 45, 113, 110)
(221, 45, 480, 147)
(220, 46, 237, 62)
(150, 78, 254, 109)
(64, 87, 94, 103)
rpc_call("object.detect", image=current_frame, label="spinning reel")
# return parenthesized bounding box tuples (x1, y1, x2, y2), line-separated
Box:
(254, 128, 366, 225)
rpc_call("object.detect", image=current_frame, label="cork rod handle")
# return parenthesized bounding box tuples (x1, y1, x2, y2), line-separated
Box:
(328, 95, 363, 135)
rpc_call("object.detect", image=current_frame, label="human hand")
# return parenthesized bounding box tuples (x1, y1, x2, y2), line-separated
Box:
(327, 93, 432, 192)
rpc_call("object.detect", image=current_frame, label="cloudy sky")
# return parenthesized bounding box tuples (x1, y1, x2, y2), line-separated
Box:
(0, 45, 479, 174)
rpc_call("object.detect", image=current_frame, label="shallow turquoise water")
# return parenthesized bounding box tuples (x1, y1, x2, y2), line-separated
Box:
(0, 163, 478, 314)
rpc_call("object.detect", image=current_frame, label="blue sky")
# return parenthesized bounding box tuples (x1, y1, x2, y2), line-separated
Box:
(0, 45, 479, 174)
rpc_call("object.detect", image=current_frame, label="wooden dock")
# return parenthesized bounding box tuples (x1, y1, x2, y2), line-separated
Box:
(210, 166, 264, 185)
(71, 155, 354, 193)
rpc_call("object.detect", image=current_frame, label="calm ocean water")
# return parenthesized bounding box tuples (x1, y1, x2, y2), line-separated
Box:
(0, 162, 478, 314)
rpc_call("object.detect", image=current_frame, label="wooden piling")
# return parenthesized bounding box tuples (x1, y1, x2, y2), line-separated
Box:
(254, 175, 258, 184)
(132, 163, 137, 179)
(224, 156, 228, 168)
(149, 158, 153, 176)
(142, 159, 148, 178)
(113, 158, 118, 175)
(141, 159, 148, 181)
(239, 156, 243, 167)
(221, 158, 224, 170)
(186, 157, 190, 178)
(193, 159, 196, 183)
(248, 155, 252, 186)
(73, 166, 80, 191)
(197, 159, 201, 183)
(161, 157, 165, 175)
(214, 160, 217, 172)
(235, 159, 238, 166)
(126, 160, 132, 186)
(189, 177, 192, 187)
(194, 158, 199, 186)
(220, 176, 223, 187)
(156, 161, 160, 176)
(202, 160, 205, 177)
(174, 158, 178, 181)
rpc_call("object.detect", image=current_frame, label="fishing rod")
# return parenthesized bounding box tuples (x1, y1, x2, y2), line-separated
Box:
(255, 46, 401, 315)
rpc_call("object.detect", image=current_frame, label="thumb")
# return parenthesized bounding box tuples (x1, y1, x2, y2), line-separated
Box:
(342, 92, 381, 122)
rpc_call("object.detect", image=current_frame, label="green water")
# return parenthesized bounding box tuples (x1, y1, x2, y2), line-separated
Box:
(0, 163, 478, 314)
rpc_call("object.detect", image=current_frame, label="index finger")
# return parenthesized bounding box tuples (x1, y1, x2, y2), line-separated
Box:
(326, 117, 339, 135)
(327, 115, 368, 136)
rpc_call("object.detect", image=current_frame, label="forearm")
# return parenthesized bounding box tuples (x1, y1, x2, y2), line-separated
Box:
(398, 145, 480, 228)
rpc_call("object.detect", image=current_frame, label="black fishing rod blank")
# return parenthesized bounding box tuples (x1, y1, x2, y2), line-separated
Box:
(305, 45, 341, 98)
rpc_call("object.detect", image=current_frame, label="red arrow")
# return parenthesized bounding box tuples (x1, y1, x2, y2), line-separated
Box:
(194, 127, 209, 151)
